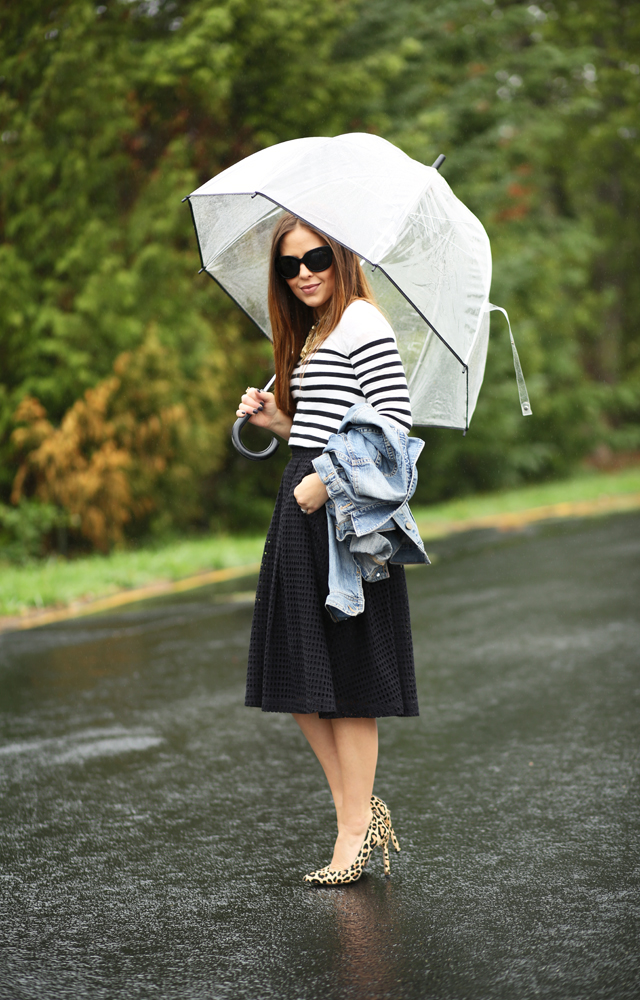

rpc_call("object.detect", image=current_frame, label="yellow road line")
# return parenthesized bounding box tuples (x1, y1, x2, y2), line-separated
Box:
(2, 490, 639, 634)
(0, 563, 261, 633)
(415, 491, 640, 539)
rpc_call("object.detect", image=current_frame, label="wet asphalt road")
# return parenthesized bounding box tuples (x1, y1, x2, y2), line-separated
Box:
(0, 512, 639, 1000)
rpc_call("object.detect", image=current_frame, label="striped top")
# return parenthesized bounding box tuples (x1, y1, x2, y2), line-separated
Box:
(288, 299, 412, 449)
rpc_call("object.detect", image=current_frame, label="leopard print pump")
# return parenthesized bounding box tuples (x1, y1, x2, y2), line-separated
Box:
(303, 813, 382, 885)
(371, 795, 401, 868)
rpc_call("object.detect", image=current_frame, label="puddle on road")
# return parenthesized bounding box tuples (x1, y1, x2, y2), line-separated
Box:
(0, 513, 638, 999)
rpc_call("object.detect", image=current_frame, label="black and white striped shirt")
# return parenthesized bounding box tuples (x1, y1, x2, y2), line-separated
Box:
(289, 300, 412, 449)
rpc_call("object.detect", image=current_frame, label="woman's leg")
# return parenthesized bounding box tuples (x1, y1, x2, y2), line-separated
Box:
(293, 713, 378, 870)
(292, 713, 344, 815)
(329, 717, 377, 869)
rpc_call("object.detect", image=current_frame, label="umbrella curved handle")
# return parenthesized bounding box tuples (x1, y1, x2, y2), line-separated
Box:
(232, 413, 280, 461)
(231, 375, 279, 461)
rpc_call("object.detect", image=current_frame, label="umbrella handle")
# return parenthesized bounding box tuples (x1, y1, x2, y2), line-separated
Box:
(232, 414, 280, 461)
(231, 375, 280, 461)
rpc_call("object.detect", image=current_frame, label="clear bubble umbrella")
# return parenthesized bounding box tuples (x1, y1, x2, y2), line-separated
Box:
(184, 132, 531, 459)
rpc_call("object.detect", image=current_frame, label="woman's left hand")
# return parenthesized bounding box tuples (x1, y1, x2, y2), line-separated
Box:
(294, 473, 329, 515)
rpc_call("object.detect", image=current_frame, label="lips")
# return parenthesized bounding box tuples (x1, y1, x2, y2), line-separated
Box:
(300, 282, 321, 294)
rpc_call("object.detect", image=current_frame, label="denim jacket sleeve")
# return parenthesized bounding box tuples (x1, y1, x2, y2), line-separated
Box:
(312, 403, 430, 622)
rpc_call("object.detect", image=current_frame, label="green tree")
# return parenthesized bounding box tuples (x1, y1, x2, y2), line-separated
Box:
(0, 0, 373, 536)
(340, 0, 640, 498)
(1, 0, 638, 550)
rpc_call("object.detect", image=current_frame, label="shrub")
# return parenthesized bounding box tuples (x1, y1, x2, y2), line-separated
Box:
(0, 499, 68, 564)
(10, 330, 227, 552)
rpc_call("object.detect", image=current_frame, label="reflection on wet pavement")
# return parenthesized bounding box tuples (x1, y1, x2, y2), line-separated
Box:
(1, 514, 638, 999)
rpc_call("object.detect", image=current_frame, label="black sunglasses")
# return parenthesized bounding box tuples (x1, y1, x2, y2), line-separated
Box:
(275, 245, 333, 279)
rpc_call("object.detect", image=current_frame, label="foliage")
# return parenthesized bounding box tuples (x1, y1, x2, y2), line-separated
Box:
(0, 498, 67, 563)
(1, 464, 638, 616)
(412, 462, 640, 526)
(341, 0, 640, 500)
(12, 391, 131, 550)
(0, 532, 267, 616)
(11, 330, 229, 549)
(0, 0, 370, 540)
(1, 0, 638, 552)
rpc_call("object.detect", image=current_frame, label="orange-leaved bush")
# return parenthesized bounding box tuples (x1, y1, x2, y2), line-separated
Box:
(11, 386, 131, 552)
(11, 331, 227, 552)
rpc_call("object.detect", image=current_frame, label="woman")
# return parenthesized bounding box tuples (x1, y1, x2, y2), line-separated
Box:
(237, 214, 418, 885)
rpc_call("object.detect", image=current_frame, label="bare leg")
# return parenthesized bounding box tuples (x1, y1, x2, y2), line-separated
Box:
(293, 713, 378, 871)
(293, 713, 343, 816)
(329, 717, 378, 870)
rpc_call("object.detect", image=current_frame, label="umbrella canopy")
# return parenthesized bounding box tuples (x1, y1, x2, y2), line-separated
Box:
(185, 132, 529, 430)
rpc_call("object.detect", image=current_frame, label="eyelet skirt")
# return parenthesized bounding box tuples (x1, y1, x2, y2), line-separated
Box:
(245, 447, 419, 719)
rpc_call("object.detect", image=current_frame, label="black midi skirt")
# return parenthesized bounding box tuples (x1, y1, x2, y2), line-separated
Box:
(245, 447, 419, 719)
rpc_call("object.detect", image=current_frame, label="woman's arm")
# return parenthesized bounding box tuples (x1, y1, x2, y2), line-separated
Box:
(237, 388, 326, 512)
(237, 387, 293, 441)
(350, 339, 412, 432)
(343, 303, 412, 432)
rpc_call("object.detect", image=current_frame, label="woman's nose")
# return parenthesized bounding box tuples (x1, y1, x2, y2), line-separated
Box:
(299, 263, 313, 279)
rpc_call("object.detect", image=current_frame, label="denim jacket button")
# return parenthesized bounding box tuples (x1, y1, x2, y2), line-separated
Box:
(405, 522, 412, 530)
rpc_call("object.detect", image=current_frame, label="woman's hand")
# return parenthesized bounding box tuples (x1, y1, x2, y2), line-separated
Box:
(236, 387, 292, 440)
(293, 473, 329, 515)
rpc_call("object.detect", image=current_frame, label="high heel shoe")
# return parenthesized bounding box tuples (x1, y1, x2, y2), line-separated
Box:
(371, 795, 401, 857)
(303, 814, 380, 885)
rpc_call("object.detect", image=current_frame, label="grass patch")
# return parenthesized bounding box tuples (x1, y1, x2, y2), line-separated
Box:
(412, 467, 640, 529)
(2, 466, 639, 617)
(0, 535, 265, 617)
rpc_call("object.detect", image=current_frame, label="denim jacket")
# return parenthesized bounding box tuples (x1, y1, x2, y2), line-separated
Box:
(312, 404, 430, 621)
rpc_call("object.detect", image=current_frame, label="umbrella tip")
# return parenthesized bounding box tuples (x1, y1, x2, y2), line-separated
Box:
(432, 154, 446, 171)
(182, 196, 189, 203)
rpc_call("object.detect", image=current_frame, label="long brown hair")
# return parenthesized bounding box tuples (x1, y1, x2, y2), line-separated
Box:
(268, 213, 377, 418)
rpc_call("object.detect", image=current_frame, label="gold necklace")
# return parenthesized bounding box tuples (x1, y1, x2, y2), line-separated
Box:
(299, 323, 320, 362)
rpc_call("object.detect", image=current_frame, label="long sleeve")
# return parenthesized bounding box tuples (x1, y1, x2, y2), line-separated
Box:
(340, 300, 412, 432)
(349, 334, 412, 432)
